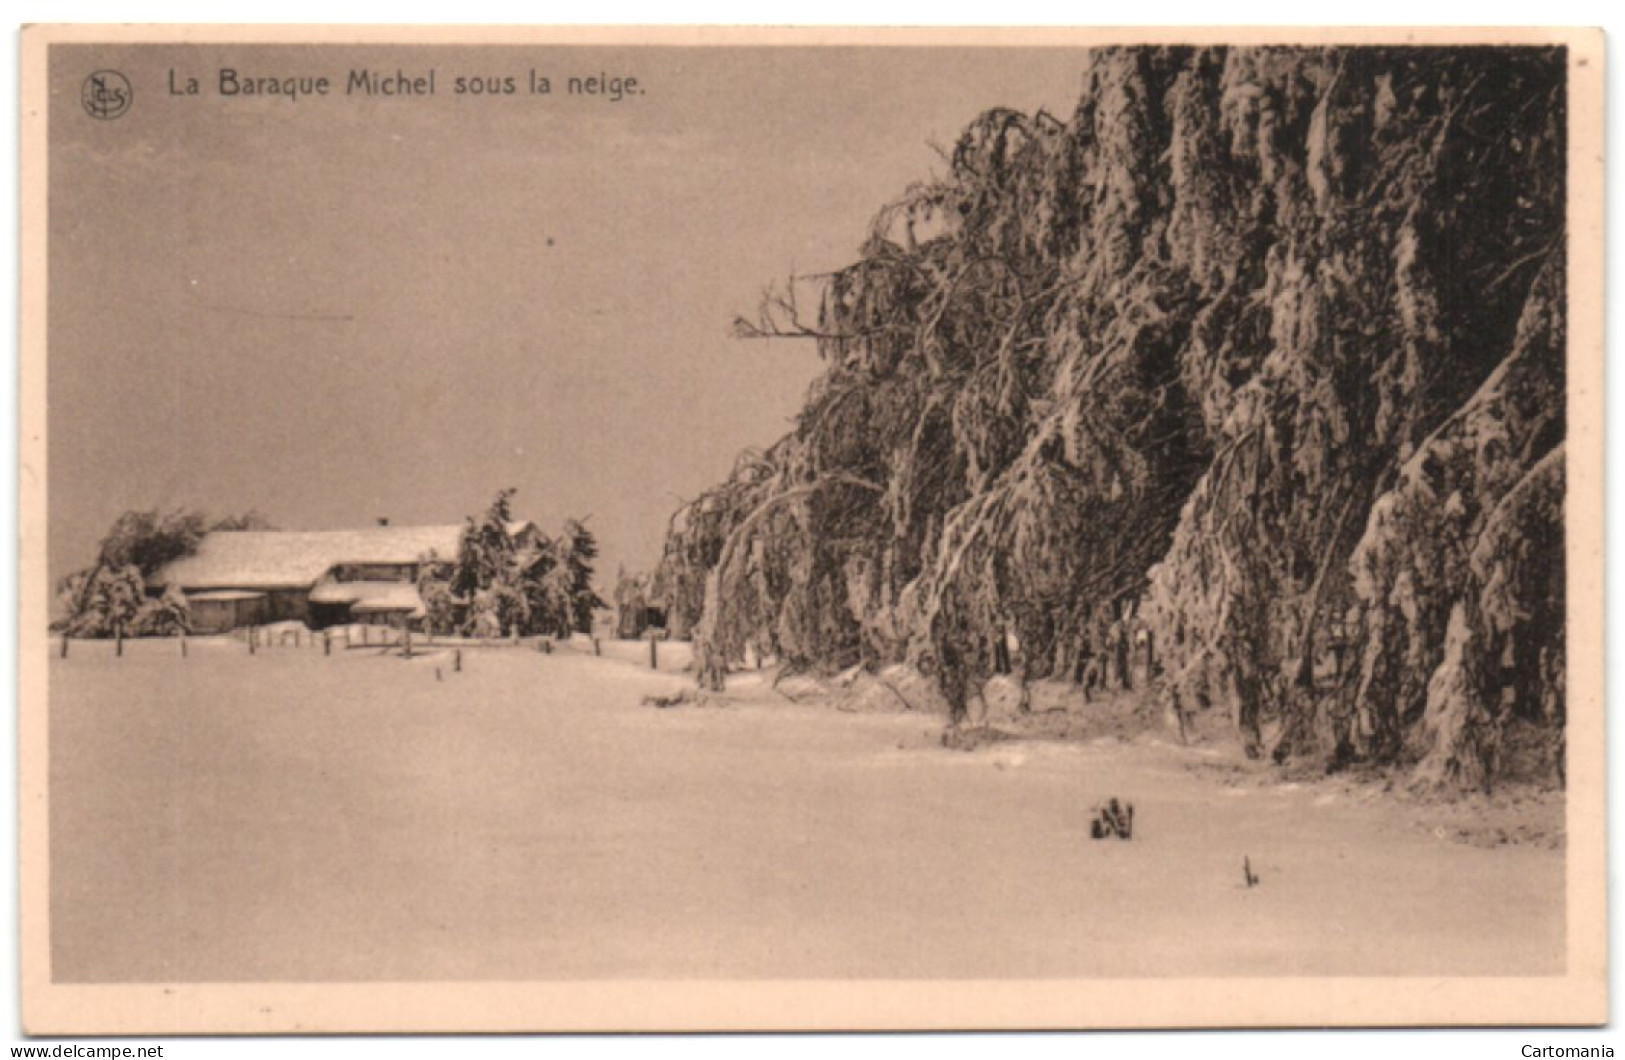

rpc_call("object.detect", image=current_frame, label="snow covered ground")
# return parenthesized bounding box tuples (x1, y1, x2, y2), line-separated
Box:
(48, 636, 1564, 981)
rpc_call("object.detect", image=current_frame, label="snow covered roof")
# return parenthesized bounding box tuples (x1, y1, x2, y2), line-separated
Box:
(185, 589, 267, 602)
(311, 580, 426, 615)
(154, 522, 533, 591)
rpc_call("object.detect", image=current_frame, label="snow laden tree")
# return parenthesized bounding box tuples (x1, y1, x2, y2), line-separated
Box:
(209, 510, 276, 532)
(134, 585, 193, 636)
(92, 508, 207, 576)
(1139, 47, 1566, 783)
(659, 46, 1567, 789)
(612, 567, 656, 638)
(416, 489, 604, 639)
(57, 564, 149, 638)
(558, 520, 606, 634)
(452, 488, 529, 636)
(56, 508, 208, 637)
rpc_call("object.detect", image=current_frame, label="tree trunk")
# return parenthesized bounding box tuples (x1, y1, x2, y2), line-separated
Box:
(694, 568, 727, 693)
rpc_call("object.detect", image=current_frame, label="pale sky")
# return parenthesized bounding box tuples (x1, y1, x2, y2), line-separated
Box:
(48, 43, 1092, 585)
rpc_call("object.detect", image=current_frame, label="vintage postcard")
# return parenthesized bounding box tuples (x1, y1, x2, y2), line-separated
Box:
(18, 25, 1606, 1034)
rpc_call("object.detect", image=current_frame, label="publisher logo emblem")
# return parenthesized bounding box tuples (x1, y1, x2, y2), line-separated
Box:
(82, 70, 132, 120)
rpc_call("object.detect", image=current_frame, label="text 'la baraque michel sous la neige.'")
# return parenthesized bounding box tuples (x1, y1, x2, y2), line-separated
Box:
(167, 67, 644, 102)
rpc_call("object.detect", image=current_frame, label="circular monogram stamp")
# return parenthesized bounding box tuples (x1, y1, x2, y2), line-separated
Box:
(82, 70, 132, 120)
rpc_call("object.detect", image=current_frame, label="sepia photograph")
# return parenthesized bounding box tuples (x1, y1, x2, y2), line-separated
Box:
(16, 24, 1606, 1035)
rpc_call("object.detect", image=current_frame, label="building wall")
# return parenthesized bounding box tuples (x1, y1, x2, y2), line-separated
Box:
(188, 595, 270, 634)
(356, 609, 411, 629)
(189, 599, 236, 634)
(308, 602, 352, 629)
(263, 590, 311, 625)
(184, 589, 306, 631)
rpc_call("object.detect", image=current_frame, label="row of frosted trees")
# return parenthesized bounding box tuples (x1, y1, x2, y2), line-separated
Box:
(655, 46, 1567, 788)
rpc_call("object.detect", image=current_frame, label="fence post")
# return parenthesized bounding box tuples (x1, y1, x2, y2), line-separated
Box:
(180, 634, 188, 659)
(592, 637, 601, 657)
(404, 629, 413, 659)
(455, 648, 462, 673)
(116, 629, 124, 658)
(324, 631, 332, 656)
(249, 626, 256, 654)
(649, 631, 658, 670)
(60, 632, 68, 659)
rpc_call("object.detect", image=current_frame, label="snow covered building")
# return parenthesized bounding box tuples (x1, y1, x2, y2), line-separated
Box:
(151, 521, 538, 633)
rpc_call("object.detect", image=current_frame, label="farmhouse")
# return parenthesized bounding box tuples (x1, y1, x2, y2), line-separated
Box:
(151, 521, 537, 633)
